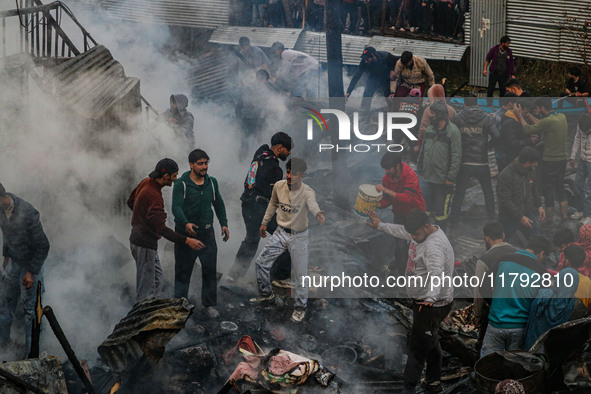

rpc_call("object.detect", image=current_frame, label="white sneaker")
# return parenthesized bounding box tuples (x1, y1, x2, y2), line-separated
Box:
(571, 211, 584, 220)
(204, 306, 220, 318)
(291, 308, 306, 323)
(582, 217, 591, 225)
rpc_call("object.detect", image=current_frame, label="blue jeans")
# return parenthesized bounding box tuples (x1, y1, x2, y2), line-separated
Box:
(574, 159, 591, 217)
(0, 259, 44, 354)
(480, 324, 525, 358)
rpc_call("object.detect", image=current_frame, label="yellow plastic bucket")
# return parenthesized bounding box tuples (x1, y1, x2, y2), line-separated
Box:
(354, 184, 383, 218)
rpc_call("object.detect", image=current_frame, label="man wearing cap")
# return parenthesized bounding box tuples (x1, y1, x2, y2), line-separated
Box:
(271, 42, 321, 98)
(127, 158, 204, 302)
(172, 149, 229, 318)
(390, 51, 435, 97)
(345, 46, 398, 112)
(0, 183, 49, 357)
(417, 100, 462, 229)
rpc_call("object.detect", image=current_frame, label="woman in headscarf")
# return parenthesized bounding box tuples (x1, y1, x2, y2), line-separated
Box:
(415, 84, 457, 152)
(558, 224, 591, 277)
(524, 268, 580, 349)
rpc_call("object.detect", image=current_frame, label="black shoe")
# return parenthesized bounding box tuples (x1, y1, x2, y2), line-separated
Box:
(420, 380, 442, 393)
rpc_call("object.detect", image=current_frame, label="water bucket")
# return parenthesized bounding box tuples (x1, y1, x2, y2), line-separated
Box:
(354, 184, 383, 218)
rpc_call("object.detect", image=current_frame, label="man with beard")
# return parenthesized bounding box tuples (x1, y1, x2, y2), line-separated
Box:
(228, 132, 293, 283)
(172, 149, 229, 319)
(367, 208, 454, 393)
(128, 158, 204, 302)
(483, 36, 515, 98)
(161, 94, 195, 147)
(345, 46, 398, 112)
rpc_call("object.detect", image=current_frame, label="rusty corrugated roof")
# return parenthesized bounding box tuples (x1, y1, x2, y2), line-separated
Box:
(47, 45, 139, 119)
(98, 297, 194, 373)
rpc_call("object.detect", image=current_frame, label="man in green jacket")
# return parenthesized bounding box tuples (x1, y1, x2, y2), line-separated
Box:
(515, 97, 568, 222)
(417, 100, 462, 229)
(172, 149, 229, 318)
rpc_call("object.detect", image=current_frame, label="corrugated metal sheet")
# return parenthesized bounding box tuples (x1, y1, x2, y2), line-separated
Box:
(296, 31, 369, 65)
(209, 26, 468, 63)
(369, 35, 468, 61)
(0, 355, 68, 394)
(464, 12, 470, 45)
(506, 0, 590, 64)
(98, 298, 194, 373)
(48, 45, 140, 119)
(98, 0, 229, 29)
(209, 26, 303, 49)
(188, 47, 228, 99)
(469, 0, 506, 87)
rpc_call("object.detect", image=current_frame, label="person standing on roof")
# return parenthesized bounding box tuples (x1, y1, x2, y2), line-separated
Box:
(390, 51, 435, 97)
(161, 94, 195, 147)
(483, 36, 515, 98)
(346, 46, 398, 112)
(238, 36, 271, 79)
(271, 42, 322, 98)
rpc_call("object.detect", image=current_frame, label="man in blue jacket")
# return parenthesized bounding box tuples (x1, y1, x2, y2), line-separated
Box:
(0, 183, 50, 356)
(172, 149, 229, 318)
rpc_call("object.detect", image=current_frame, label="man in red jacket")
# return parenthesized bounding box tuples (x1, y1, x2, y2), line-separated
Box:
(127, 158, 204, 301)
(376, 152, 426, 273)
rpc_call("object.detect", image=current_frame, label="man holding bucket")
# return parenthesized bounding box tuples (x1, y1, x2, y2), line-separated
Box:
(376, 152, 425, 274)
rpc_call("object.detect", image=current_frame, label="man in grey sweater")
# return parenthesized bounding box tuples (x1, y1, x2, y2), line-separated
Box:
(367, 208, 454, 393)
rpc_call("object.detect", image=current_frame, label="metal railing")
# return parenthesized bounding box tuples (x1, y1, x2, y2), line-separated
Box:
(0, 1, 98, 60)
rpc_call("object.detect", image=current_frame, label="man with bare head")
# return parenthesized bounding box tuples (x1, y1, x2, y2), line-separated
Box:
(0, 183, 50, 357)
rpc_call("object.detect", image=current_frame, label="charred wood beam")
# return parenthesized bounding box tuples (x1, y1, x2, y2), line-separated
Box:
(0, 367, 43, 394)
(28, 281, 43, 359)
(43, 306, 95, 394)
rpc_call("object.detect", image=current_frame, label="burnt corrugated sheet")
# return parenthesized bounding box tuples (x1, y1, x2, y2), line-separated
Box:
(209, 26, 468, 63)
(369, 35, 468, 61)
(469, 0, 506, 87)
(48, 44, 139, 119)
(209, 26, 303, 49)
(97, 0, 229, 29)
(188, 48, 228, 100)
(98, 298, 194, 373)
(506, 0, 590, 64)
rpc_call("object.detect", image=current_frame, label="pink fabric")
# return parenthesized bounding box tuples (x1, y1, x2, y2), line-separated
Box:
(558, 224, 591, 277)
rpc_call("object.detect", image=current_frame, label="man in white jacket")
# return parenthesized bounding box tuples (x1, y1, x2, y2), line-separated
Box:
(367, 208, 454, 393)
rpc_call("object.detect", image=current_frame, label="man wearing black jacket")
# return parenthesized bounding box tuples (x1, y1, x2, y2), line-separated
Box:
(345, 47, 398, 112)
(450, 96, 499, 227)
(0, 183, 50, 355)
(228, 132, 292, 282)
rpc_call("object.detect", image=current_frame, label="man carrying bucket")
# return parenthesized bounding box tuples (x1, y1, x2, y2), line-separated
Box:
(376, 152, 425, 274)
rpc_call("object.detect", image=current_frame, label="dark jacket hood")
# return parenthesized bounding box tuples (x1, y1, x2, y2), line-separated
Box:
(171, 94, 189, 111)
(455, 106, 490, 124)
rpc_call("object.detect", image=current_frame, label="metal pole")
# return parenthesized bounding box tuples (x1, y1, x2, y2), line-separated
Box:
(43, 306, 95, 394)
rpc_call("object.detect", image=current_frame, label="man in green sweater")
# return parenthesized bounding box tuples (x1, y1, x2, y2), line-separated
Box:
(417, 100, 462, 229)
(172, 149, 229, 318)
(515, 97, 568, 222)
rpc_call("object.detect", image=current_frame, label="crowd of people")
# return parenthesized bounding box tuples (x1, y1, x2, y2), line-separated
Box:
(2, 29, 591, 393)
(233, 0, 468, 39)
